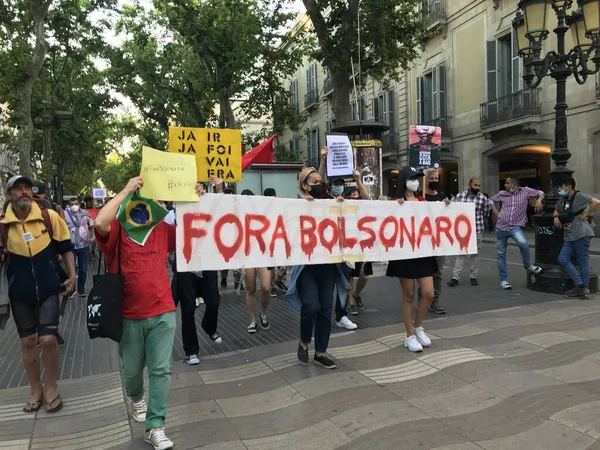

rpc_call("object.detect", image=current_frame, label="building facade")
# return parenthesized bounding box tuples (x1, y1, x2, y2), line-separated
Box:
(280, 0, 600, 198)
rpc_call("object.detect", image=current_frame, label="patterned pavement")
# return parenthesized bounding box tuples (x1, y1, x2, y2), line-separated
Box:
(2, 298, 600, 449)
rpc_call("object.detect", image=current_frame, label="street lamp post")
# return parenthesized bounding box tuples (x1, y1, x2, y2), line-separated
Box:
(514, 0, 600, 293)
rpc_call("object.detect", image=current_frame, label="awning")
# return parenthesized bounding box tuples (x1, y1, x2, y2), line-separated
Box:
(242, 135, 277, 171)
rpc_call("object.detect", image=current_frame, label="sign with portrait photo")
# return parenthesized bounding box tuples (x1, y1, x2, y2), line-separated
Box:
(408, 125, 442, 169)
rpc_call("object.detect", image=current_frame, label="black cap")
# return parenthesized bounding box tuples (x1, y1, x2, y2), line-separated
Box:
(400, 167, 424, 179)
(32, 181, 47, 196)
(6, 175, 33, 191)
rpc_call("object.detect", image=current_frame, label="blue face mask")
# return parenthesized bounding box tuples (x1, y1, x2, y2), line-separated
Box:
(559, 189, 568, 197)
(331, 186, 344, 197)
(508, 188, 515, 194)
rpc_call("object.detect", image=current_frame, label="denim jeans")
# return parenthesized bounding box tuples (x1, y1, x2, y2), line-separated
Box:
(496, 227, 532, 281)
(74, 246, 89, 293)
(119, 312, 176, 431)
(297, 264, 336, 353)
(558, 236, 592, 288)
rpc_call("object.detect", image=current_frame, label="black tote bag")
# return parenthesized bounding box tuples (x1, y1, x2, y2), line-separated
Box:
(87, 227, 124, 342)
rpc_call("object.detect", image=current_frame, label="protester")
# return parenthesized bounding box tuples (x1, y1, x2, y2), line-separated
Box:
(31, 181, 67, 347)
(66, 198, 94, 297)
(240, 189, 273, 333)
(171, 179, 223, 365)
(422, 169, 450, 314)
(490, 177, 544, 290)
(1, 175, 76, 414)
(448, 177, 489, 287)
(554, 177, 600, 297)
(94, 176, 201, 450)
(318, 148, 358, 330)
(287, 165, 351, 369)
(387, 167, 436, 353)
(263, 187, 288, 296)
(220, 187, 234, 288)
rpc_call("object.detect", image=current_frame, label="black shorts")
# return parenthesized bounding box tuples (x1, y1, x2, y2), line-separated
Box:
(10, 296, 60, 338)
(350, 262, 373, 278)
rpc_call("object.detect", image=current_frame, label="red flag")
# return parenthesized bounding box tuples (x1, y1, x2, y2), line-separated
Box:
(242, 135, 277, 171)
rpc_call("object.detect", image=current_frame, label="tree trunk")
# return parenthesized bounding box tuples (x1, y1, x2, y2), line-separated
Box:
(331, 75, 352, 125)
(17, 0, 51, 178)
(218, 95, 236, 129)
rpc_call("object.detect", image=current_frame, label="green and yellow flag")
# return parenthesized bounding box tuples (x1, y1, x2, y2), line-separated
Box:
(117, 192, 168, 246)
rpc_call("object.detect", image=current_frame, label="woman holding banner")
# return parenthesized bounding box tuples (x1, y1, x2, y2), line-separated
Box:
(286, 166, 350, 369)
(387, 167, 436, 353)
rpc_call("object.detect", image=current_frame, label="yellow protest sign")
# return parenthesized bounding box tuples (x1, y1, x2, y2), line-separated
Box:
(168, 127, 242, 182)
(139, 146, 198, 201)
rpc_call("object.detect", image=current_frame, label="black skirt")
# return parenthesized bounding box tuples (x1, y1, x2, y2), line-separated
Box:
(386, 256, 438, 279)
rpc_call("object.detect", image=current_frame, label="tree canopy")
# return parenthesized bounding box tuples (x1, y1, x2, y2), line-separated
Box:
(303, 0, 430, 123)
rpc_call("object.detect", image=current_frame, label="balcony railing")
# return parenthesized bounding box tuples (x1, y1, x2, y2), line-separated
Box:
(480, 88, 542, 129)
(304, 89, 319, 110)
(323, 77, 334, 96)
(421, 0, 446, 27)
(422, 116, 452, 138)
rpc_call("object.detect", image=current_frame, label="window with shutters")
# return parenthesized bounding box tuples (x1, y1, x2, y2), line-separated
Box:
(416, 64, 446, 127)
(289, 135, 300, 158)
(486, 32, 523, 101)
(289, 79, 299, 112)
(373, 92, 394, 132)
(306, 127, 320, 163)
(307, 64, 317, 93)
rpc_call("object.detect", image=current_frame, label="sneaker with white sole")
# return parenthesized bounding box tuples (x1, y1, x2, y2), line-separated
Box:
(185, 354, 200, 365)
(500, 280, 512, 290)
(131, 397, 147, 423)
(526, 265, 543, 275)
(145, 427, 173, 450)
(413, 326, 432, 347)
(405, 335, 423, 353)
(336, 316, 358, 330)
(247, 322, 258, 333)
(209, 333, 223, 344)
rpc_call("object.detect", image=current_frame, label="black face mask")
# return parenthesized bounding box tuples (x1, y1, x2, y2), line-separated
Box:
(470, 188, 480, 195)
(428, 181, 439, 190)
(309, 183, 324, 198)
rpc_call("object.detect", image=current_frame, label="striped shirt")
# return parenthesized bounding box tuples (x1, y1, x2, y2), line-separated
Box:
(490, 187, 544, 231)
(453, 190, 490, 234)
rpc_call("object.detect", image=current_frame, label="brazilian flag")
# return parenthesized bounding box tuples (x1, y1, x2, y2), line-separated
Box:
(117, 192, 168, 246)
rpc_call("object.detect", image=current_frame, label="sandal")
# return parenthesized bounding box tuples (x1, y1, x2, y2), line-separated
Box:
(23, 399, 42, 413)
(45, 395, 63, 413)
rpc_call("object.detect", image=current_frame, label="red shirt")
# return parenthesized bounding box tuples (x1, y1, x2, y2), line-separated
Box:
(95, 219, 176, 319)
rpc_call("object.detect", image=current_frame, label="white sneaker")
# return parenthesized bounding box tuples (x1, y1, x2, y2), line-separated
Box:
(145, 427, 173, 450)
(336, 316, 358, 330)
(500, 280, 512, 290)
(405, 335, 423, 353)
(186, 354, 200, 365)
(413, 326, 432, 347)
(195, 297, 204, 306)
(131, 397, 147, 423)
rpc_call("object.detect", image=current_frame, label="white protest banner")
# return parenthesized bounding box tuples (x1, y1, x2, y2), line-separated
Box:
(176, 194, 477, 272)
(93, 188, 107, 199)
(326, 133, 354, 177)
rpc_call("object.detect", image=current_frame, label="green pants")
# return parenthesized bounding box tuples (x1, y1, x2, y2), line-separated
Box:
(118, 312, 176, 430)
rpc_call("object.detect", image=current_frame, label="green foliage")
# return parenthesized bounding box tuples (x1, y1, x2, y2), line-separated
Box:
(303, 0, 429, 122)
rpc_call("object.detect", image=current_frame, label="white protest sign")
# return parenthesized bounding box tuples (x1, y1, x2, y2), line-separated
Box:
(93, 188, 107, 199)
(175, 194, 477, 272)
(326, 133, 354, 177)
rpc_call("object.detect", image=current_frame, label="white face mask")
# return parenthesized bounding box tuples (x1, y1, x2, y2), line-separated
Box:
(71, 205, 80, 213)
(406, 179, 420, 192)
